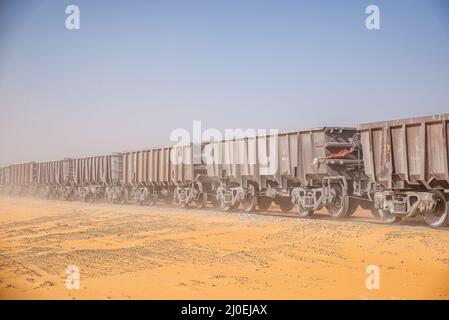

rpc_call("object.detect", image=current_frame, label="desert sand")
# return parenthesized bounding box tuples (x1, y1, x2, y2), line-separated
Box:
(0, 196, 448, 300)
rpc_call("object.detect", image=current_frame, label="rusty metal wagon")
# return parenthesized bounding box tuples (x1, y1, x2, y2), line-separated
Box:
(359, 114, 449, 227)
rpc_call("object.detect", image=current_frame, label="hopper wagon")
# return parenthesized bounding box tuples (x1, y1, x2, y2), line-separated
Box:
(359, 113, 449, 227)
(2, 113, 448, 228)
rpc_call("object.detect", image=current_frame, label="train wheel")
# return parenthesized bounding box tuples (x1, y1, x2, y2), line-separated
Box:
(346, 198, 374, 217)
(165, 195, 174, 205)
(242, 186, 257, 213)
(221, 198, 240, 211)
(346, 198, 360, 217)
(222, 200, 233, 211)
(377, 209, 401, 224)
(298, 204, 313, 218)
(297, 203, 314, 217)
(221, 198, 235, 211)
(181, 202, 189, 208)
(194, 192, 207, 209)
(326, 185, 350, 219)
(119, 196, 127, 204)
(210, 196, 221, 208)
(423, 191, 449, 228)
(278, 197, 294, 212)
(148, 194, 157, 206)
(346, 198, 378, 217)
(119, 190, 128, 204)
(257, 196, 272, 211)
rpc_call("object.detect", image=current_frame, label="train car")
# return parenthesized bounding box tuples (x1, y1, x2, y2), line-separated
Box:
(35, 159, 73, 199)
(119, 144, 210, 207)
(2, 113, 447, 229)
(8, 162, 37, 195)
(171, 143, 217, 208)
(0, 167, 9, 194)
(72, 153, 122, 201)
(0, 167, 10, 194)
(359, 113, 449, 227)
(0, 167, 5, 193)
(206, 128, 366, 217)
(120, 147, 173, 205)
(206, 133, 283, 211)
(3, 167, 11, 186)
(289, 127, 369, 218)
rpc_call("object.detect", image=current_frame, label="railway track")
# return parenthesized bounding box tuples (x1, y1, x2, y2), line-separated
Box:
(1, 194, 444, 230)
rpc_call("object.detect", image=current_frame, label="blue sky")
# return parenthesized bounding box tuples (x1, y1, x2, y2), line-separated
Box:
(0, 0, 448, 165)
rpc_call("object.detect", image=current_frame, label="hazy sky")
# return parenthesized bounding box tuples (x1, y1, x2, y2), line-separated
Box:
(0, 0, 448, 166)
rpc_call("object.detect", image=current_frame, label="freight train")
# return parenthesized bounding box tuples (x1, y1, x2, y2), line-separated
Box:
(1, 114, 448, 228)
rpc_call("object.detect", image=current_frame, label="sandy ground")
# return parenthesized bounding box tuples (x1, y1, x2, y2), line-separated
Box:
(0, 196, 448, 300)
